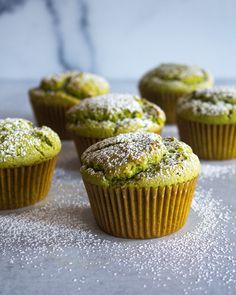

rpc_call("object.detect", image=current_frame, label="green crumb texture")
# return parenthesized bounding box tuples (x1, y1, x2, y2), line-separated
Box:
(0, 118, 61, 168)
(139, 63, 213, 95)
(66, 93, 166, 138)
(80, 132, 200, 188)
(29, 71, 110, 107)
(177, 87, 236, 124)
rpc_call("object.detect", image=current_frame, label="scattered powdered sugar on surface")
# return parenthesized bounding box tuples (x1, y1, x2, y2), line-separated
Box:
(201, 161, 236, 181)
(0, 142, 235, 294)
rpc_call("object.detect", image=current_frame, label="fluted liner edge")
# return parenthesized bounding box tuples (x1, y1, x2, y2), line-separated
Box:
(83, 178, 197, 239)
(177, 117, 236, 160)
(0, 158, 57, 209)
(30, 101, 71, 140)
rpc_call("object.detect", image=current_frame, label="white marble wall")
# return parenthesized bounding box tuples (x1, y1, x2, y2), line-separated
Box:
(0, 0, 235, 80)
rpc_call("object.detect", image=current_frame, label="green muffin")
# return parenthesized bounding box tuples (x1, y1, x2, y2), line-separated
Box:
(177, 87, 236, 159)
(29, 71, 109, 139)
(139, 63, 213, 123)
(0, 118, 61, 209)
(66, 93, 166, 158)
(81, 131, 200, 238)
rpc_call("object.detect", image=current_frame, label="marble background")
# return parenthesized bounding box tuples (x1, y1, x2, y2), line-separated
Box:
(0, 0, 235, 80)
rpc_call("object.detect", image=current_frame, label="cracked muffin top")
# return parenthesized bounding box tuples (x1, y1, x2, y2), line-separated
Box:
(80, 131, 200, 187)
(177, 87, 236, 124)
(66, 93, 166, 138)
(139, 63, 213, 94)
(29, 71, 110, 107)
(0, 118, 61, 168)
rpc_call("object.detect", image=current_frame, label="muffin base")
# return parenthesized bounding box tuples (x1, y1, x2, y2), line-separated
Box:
(0, 158, 57, 210)
(71, 134, 103, 160)
(140, 89, 186, 124)
(83, 178, 198, 239)
(177, 117, 236, 160)
(30, 101, 71, 140)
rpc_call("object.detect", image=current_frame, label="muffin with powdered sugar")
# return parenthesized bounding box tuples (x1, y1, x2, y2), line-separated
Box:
(139, 63, 213, 123)
(66, 93, 166, 159)
(29, 71, 109, 139)
(80, 131, 200, 239)
(0, 118, 61, 209)
(177, 87, 236, 160)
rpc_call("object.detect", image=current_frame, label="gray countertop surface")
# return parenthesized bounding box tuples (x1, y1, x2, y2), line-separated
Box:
(0, 80, 236, 295)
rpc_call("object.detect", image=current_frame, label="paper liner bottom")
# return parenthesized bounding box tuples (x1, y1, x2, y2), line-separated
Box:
(83, 178, 197, 239)
(31, 101, 71, 140)
(0, 158, 57, 210)
(177, 118, 236, 160)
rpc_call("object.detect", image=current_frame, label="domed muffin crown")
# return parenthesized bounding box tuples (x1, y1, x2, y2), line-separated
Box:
(0, 118, 61, 168)
(148, 63, 207, 84)
(139, 63, 213, 94)
(66, 94, 166, 138)
(80, 132, 200, 187)
(29, 71, 109, 106)
(177, 87, 236, 124)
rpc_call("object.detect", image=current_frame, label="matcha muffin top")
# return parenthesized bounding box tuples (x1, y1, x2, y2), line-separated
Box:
(139, 63, 213, 94)
(0, 118, 61, 168)
(29, 71, 110, 107)
(66, 93, 166, 138)
(80, 132, 200, 188)
(177, 87, 236, 124)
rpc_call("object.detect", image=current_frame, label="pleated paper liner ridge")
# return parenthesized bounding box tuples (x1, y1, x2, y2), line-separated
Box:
(70, 134, 103, 160)
(83, 177, 198, 239)
(140, 89, 186, 124)
(70, 128, 163, 161)
(0, 157, 57, 210)
(177, 117, 236, 160)
(30, 101, 71, 140)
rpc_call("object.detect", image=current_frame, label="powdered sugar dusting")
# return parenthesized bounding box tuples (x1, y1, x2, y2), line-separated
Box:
(195, 87, 236, 100)
(178, 87, 236, 117)
(81, 132, 200, 186)
(41, 71, 109, 93)
(152, 63, 206, 82)
(0, 118, 60, 168)
(74, 93, 143, 115)
(0, 141, 235, 294)
(144, 63, 206, 83)
(81, 131, 164, 174)
(66, 94, 165, 137)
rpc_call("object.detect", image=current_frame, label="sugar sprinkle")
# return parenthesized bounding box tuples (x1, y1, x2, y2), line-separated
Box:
(0, 142, 235, 294)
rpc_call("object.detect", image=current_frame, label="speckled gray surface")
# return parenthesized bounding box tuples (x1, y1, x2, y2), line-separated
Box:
(0, 80, 236, 295)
